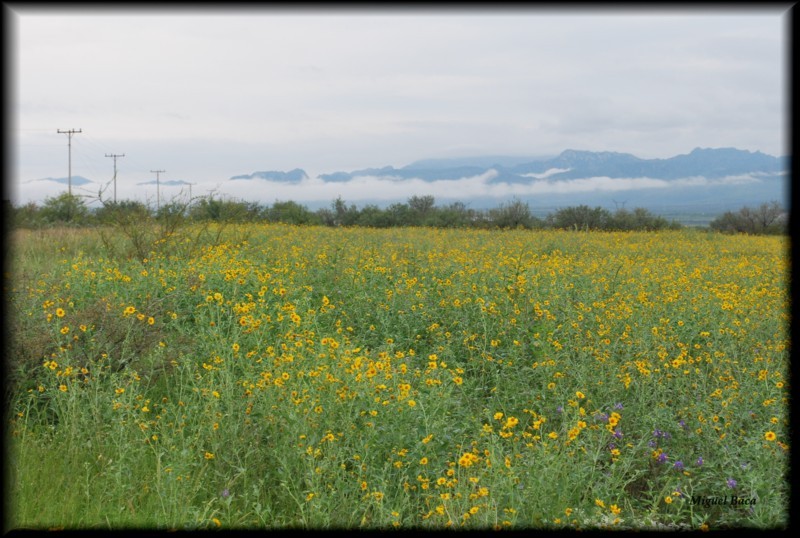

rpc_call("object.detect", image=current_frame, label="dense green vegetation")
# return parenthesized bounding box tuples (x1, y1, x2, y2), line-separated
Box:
(9, 192, 786, 235)
(6, 223, 789, 530)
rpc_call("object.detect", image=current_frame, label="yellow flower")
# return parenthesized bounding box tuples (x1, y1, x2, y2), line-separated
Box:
(408, 400, 416, 407)
(765, 431, 777, 441)
(123, 306, 136, 315)
(420, 457, 428, 465)
(56, 308, 65, 318)
(458, 452, 479, 468)
(204, 452, 215, 460)
(664, 495, 673, 504)
(595, 499, 605, 509)
(60, 326, 70, 335)
(147, 317, 155, 325)
(610, 504, 621, 515)
(576, 391, 585, 399)
(59, 384, 67, 392)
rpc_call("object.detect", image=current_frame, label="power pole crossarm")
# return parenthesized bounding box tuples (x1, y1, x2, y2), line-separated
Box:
(57, 128, 82, 196)
(105, 153, 125, 203)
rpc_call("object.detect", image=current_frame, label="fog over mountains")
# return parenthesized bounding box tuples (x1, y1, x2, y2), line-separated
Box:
(229, 147, 787, 184)
(223, 147, 788, 217)
(26, 148, 788, 219)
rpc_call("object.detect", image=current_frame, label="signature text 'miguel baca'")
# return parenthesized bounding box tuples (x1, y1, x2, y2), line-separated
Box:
(691, 495, 757, 507)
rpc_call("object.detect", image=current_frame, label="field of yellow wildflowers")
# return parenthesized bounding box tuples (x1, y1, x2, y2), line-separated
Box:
(6, 224, 789, 530)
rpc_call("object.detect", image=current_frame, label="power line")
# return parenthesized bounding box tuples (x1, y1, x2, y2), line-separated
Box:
(57, 128, 82, 196)
(106, 153, 125, 203)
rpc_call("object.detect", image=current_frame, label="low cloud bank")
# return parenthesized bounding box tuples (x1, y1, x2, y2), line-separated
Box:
(12, 170, 771, 208)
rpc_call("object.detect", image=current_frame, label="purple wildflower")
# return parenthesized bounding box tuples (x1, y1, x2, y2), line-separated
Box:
(612, 428, 623, 439)
(678, 419, 687, 430)
(648, 439, 657, 448)
(614, 402, 624, 410)
(221, 488, 230, 498)
(696, 456, 704, 466)
(657, 452, 668, 464)
(556, 406, 564, 414)
(674, 461, 684, 471)
(726, 478, 737, 489)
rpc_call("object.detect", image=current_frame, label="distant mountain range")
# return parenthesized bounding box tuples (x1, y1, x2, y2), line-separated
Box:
(229, 147, 787, 184)
(25, 175, 94, 186)
(230, 168, 308, 182)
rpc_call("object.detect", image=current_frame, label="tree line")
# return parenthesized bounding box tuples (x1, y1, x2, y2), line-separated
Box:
(6, 192, 787, 235)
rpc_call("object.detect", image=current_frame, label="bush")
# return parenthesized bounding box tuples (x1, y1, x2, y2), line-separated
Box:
(38, 193, 90, 225)
(488, 198, 541, 229)
(547, 205, 612, 231)
(709, 201, 787, 235)
(267, 200, 319, 225)
(608, 207, 677, 231)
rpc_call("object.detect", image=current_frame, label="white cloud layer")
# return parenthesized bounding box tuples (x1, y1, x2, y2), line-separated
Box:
(11, 171, 776, 210)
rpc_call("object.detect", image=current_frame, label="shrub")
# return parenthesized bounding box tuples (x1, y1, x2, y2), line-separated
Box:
(709, 201, 787, 235)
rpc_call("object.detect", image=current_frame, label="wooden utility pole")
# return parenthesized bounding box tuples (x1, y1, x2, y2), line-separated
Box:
(57, 128, 82, 196)
(105, 153, 125, 203)
(151, 169, 165, 210)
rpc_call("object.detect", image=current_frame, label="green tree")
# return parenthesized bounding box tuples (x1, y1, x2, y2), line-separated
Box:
(709, 201, 786, 235)
(430, 201, 472, 228)
(10, 201, 42, 229)
(267, 200, 318, 225)
(39, 192, 89, 225)
(408, 195, 436, 224)
(385, 202, 413, 227)
(489, 198, 540, 229)
(94, 199, 149, 225)
(608, 207, 677, 231)
(331, 197, 360, 226)
(546, 205, 611, 230)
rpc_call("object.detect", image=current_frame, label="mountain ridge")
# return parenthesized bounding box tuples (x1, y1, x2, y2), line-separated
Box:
(229, 147, 786, 184)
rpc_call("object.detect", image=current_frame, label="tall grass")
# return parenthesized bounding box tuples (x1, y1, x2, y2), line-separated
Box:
(5, 224, 789, 530)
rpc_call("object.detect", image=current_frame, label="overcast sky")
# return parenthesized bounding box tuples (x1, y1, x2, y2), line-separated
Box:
(7, 5, 790, 206)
